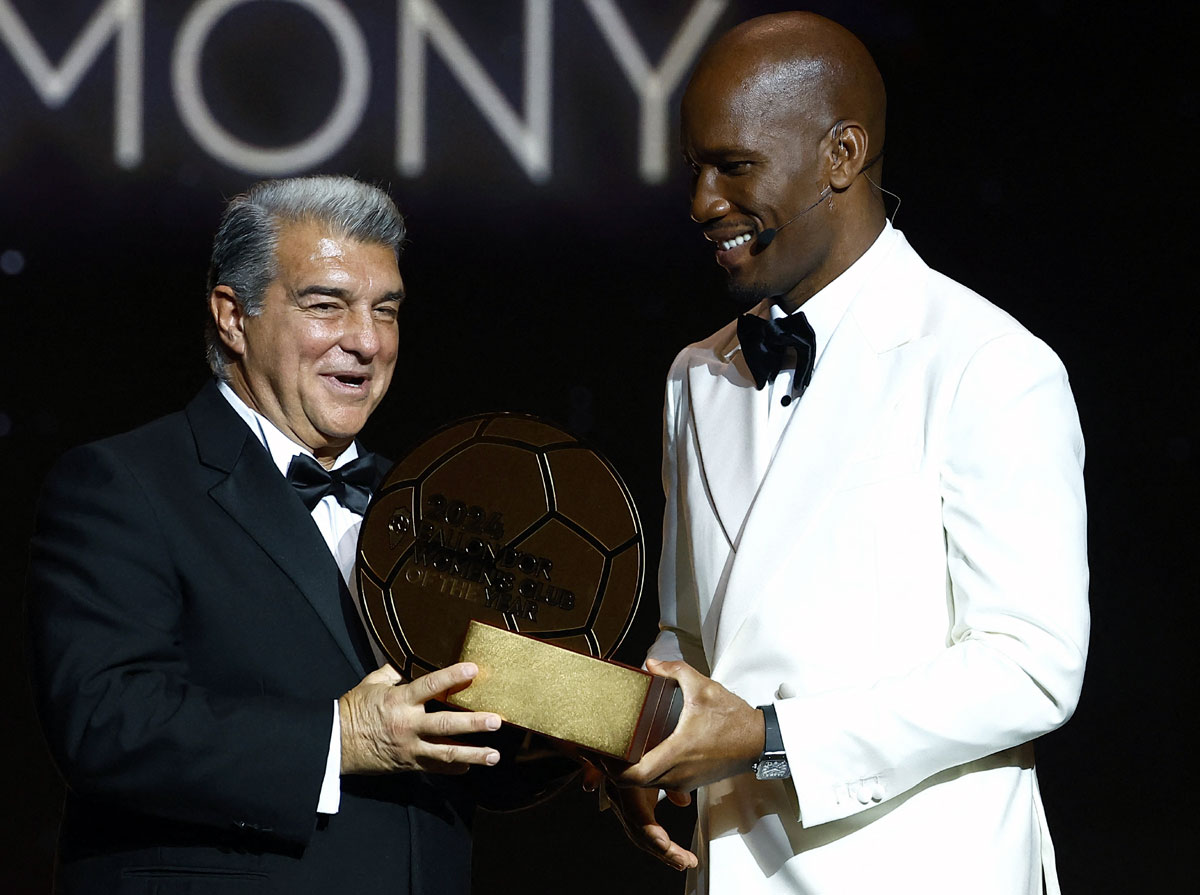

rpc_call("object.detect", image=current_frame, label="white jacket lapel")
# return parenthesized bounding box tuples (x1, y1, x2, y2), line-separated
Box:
(685, 309, 772, 549)
(709, 234, 930, 667)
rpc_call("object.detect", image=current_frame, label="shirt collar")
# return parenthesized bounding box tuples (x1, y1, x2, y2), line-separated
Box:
(769, 220, 898, 369)
(216, 380, 359, 477)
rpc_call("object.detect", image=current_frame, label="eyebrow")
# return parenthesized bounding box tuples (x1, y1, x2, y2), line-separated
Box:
(688, 144, 762, 161)
(297, 285, 406, 303)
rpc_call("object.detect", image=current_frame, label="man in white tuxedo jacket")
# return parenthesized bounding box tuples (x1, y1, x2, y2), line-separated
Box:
(604, 13, 1089, 895)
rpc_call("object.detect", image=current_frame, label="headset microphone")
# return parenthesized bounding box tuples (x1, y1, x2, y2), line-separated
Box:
(756, 185, 832, 248)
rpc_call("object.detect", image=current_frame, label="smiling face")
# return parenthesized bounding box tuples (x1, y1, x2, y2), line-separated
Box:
(682, 63, 841, 311)
(211, 219, 404, 464)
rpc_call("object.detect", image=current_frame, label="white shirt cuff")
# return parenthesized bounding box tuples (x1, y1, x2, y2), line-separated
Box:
(317, 700, 342, 814)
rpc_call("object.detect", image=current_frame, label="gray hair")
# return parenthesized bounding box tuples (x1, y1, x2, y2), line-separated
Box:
(205, 175, 406, 379)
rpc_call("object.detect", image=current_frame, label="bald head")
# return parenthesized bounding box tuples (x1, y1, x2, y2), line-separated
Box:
(681, 12, 889, 311)
(688, 12, 886, 165)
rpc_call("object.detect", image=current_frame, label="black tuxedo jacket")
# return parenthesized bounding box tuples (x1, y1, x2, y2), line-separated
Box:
(27, 382, 471, 894)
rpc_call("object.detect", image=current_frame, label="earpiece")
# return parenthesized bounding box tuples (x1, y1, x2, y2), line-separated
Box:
(832, 120, 847, 155)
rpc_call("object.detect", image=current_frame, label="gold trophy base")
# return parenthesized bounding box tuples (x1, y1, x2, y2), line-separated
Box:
(447, 621, 680, 761)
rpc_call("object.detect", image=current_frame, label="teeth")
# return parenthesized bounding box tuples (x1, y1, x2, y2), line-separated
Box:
(718, 233, 752, 251)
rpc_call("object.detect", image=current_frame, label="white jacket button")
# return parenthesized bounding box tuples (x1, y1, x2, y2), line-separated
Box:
(775, 682, 796, 700)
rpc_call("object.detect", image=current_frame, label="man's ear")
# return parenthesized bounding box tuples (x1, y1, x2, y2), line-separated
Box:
(209, 285, 247, 358)
(828, 120, 870, 191)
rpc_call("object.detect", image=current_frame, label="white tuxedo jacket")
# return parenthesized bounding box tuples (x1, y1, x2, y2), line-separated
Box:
(649, 226, 1089, 894)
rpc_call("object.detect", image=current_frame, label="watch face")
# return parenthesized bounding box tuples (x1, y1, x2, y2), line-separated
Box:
(754, 757, 791, 781)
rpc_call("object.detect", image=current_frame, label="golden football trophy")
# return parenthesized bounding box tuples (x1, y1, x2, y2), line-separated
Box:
(357, 413, 680, 762)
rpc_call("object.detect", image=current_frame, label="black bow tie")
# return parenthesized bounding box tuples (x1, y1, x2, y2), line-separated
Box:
(737, 310, 817, 404)
(286, 452, 377, 516)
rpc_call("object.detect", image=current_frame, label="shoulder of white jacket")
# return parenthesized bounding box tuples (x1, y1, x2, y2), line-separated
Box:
(850, 231, 1032, 356)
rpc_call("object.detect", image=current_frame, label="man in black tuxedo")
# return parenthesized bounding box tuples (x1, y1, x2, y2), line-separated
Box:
(27, 175, 504, 894)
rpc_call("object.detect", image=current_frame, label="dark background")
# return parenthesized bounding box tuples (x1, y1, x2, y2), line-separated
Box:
(2, 1, 1194, 892)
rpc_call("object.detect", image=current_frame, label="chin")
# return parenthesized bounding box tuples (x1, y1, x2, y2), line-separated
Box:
(726, 278, 774, 310)
(314, 416, 368, 445)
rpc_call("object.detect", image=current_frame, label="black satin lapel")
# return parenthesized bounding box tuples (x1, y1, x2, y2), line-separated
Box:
(188, 385, 367, 677)
(211, 443, 366, 677)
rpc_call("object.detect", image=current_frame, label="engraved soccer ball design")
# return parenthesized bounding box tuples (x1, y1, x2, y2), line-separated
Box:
(357, 413, 644, 679)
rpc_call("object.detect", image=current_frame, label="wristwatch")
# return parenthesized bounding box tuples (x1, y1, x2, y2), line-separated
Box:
(752, 703, 790, 780)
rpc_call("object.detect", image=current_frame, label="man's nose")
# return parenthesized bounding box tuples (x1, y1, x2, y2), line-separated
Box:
(341, 307, 381, 359)
(691, 170, 731, 223)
